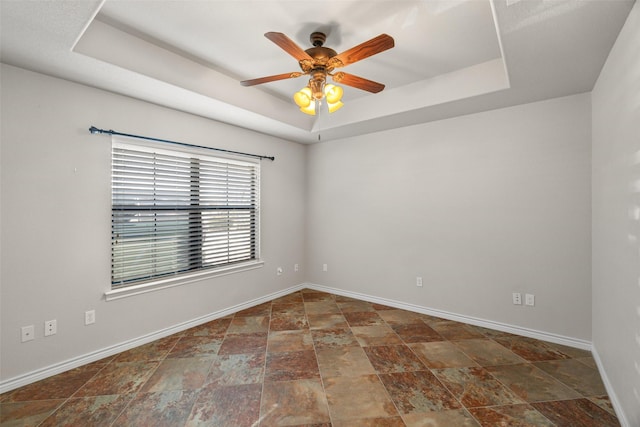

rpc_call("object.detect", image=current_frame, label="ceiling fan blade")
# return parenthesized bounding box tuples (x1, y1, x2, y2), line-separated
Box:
(332, 72, 385, 93)
(329, 34, 394, 68)
(241, 72, 304, 87)
(265, 32, 314, 62)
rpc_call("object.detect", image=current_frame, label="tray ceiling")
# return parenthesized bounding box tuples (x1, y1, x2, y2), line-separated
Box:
(0, 0, 634, 143)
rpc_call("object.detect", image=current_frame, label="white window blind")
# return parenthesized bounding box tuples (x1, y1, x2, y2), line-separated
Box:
(111, 142, 260, 288)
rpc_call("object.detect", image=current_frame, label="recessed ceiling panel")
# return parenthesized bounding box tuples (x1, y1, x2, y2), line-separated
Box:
(96, 0, 502, 101)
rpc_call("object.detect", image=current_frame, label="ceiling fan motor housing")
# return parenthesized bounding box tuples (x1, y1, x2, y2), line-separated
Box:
(310, 31, 327, 47)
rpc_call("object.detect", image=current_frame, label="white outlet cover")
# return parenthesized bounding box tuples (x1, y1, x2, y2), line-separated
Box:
(85, 310, 96, 325)
(512, 293, 522, 305)
(21, 325, 35, 342)
(44, 319, 57, 336)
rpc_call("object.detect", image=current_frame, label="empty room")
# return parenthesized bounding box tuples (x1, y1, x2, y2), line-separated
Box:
(1, 0, 638, 426)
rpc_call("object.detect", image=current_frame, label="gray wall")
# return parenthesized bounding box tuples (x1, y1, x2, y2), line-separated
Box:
(592, 1, 640, 425)
(306, 93, 592, 341)
(0, 64, 307, 381)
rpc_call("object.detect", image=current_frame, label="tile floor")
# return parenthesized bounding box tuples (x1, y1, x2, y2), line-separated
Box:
(0, 289, 620, 426)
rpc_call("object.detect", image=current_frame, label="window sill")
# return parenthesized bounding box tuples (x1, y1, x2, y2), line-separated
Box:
(104, 260, 264, 301)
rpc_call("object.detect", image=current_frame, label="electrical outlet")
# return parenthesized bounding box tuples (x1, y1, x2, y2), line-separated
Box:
(525, 294, 535, 306)
(416, 276, 423, 287)
(85, 310, 96, 325)
(512, 293, 522, 305)
(294, 264, 299, 272)
(21, 325, 35, 342)
(276, 267, 283, 276)
(322, 263, 328, 272)
(44, 319, 57, 336)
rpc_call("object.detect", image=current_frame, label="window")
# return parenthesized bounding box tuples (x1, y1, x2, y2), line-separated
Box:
(111, 141, 260, 288)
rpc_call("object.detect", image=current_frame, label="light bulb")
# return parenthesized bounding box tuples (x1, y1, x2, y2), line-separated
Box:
(294, 87, 312, 108)
(299, 100, 316, 115)
(324, 84, 343, 104)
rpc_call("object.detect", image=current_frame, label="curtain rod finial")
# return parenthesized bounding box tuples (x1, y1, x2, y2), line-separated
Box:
(89, 126, 100, 134)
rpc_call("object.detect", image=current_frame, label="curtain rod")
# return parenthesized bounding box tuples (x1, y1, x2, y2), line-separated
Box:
(88, 126, 275, 161)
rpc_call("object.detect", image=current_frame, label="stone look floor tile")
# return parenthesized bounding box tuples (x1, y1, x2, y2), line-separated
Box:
(453, 338, 526, 366)
(311, 327, 360, 348)
(402, 409, 481, 426)
(113, 336, 180, 362)
(378, 370, 461, 414)
(114, 390, 199, 426)
(167, 336, 224, 359)
(391, 322, 444, 343)
(39, 394, 133, 427)
(324, 374, 399, 421)
(351, 325, 404, 347)
(186, 383, 261, 427)
(332, 416, 406, 426)
(260, 379, 330, 426)
(265, 350, 320, 381)
(533, 358, 607, 396)
(217, 332, 268, 355)
(486, 363, 581, 402)
(316, 346, 376, 377)
(167, 336, 223, 358)
(0, 363, 104, 402)
(270, 292, 304, 304)
(532, 398, 621, 427)
(74, 361, 159, 397)
(227, 315, 270, 334)
(267, 330, 314, 353)
(546, 342, 593, 359)
(304, 301, 342, 315)
(343, 311, 386, 326)
(140, 357, 212, 393)
(182, 317, 232, 337)
(433, 366, 524, 408)
(468, 404, 556, 426)
(576, 356, 598, 369)
(1, 288, 621, 427)
(269, 312, 309, 331)
(307, 313, 349, 329)
(409, 341, 479, 368)
(493, 336, 572, 361)
(337, 301, 376, 313)
(588, 395, 617, 415)
(204, 352, 265, 386)
(363, 344, 426, 373)
(271, 302, 305, 316)
(302, 291, 335, 302)
(0, 399, 65, 426)
(235, 302, 272, 317)
(377, 309, 425, 325)
(428, 320, 487, 340)
(370, 303, 396, 311)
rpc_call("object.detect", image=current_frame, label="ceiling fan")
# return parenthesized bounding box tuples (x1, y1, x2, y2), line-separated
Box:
(241, 31, 395, 114)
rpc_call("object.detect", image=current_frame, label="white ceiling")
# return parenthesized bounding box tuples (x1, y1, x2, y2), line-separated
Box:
(0, 0, 634, 143)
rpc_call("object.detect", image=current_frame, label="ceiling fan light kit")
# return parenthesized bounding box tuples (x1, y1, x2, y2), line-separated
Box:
(241, 31, 394, 115)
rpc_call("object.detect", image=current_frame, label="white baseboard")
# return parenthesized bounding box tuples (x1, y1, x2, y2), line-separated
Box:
(305, 283, 592, 351)
(591, 343, 631, 427)
(0, 284, 306, 394)
(2, 281, 607, 407)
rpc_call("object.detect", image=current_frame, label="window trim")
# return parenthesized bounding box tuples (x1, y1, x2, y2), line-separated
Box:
(108, 138, 262, 299)
(104, 259, 264, 301)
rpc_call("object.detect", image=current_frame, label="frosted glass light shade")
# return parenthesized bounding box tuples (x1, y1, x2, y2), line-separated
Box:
(294, 87, 313, 108)
(324, 84, 343, 104)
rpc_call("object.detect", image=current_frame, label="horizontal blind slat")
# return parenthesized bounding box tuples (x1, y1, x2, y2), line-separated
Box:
(111, 142, 260, 286)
